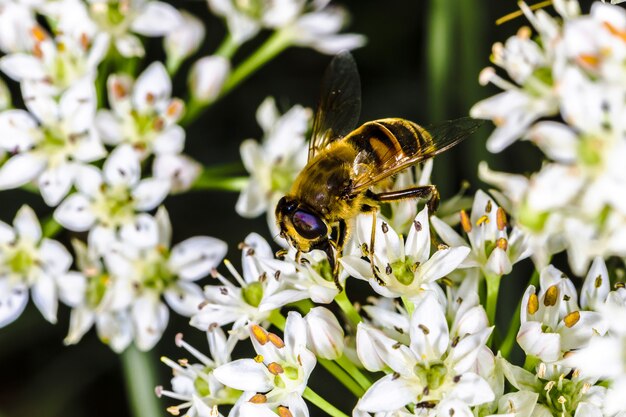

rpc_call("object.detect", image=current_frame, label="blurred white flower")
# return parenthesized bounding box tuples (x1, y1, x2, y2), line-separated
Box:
(0, 205, 82, 327)
(208, 0, 365, 53)
(164, 11, 206, 73)
(355, 292, 494, 415)
(303, 306, 344, 360)
(0, 77, 106, 206)
(189, 55, 230, 103)
(157, 330, 240, 416)
(213, 313, 316, 417)
(236, 97, 311, 219)
(340, 206, 470, 300)
(152, 153, 203, 194)
(96, 63, 185, 159)
(54, 144, 170, 254)
(432, 190, 531, 277)
(0, 1, 38, 54)
(0, 28, 109, 95)
(64, 207, 227, 352)
(87, 0, 184, 57)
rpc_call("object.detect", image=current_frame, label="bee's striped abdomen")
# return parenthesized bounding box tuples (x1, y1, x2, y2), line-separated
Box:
(344, 118, 432, 165)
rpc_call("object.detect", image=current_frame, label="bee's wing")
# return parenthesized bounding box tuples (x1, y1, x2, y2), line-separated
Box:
(349, 117, 483, 193)
(308, 51, 362, 161)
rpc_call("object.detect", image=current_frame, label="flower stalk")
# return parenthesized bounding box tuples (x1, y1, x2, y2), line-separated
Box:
(303, 387, 350, 417)
(120, 346, 162, 417)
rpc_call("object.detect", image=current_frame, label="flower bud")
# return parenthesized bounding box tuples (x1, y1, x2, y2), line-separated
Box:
(304, 307, 344, 360)
(189, 55, 230, 102)
(164, 11, 205, 73)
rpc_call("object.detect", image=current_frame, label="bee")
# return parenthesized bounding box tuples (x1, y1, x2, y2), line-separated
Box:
(275, 52, 482, 290)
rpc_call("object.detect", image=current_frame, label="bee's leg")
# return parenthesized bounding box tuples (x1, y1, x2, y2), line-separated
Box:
(318, 238, 343, 292)
(371, 185, 440, 213)
(295, 250, 302, 264)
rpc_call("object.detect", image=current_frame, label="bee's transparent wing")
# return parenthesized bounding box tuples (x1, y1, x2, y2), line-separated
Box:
(308, 51, 362, 161)
(349, 117, 484, 193)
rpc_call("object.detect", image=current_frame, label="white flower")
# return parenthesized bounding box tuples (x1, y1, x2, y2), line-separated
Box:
(87, 0, 184, 57)
(0, 205, 81, 326)
(0, 1, 38, 54)
(517, 265, 606, 365)
(191, 233, 286, 338)
(213, 313, 316, 417)
(207, 0, 365, 53)
(64, 207, 227, 351)
(0, 77, 106, 206)
(189, 55, 231, 103)
(96, 62, 186, 161)
(303, 306, 344, 360)
(236, 97, 311, 219)
(0, 28, 109, 95)
(431, 190, 530, 277)
(54, 144, 170, 253)
(157, 330, 240, 416)
(340, 206, 470, 300)
(152, 153, 202, 194)
(164, 11, 205, 73)
(355, 292, 494, 415)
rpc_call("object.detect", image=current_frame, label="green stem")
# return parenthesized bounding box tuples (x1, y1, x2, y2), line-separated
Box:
(334, 290, 362, 327)
(42, 217, 62, 238)
(401, 296, 415, 317)
(181, 29, 293, 126)
(485, 274, 501, 328)
(335, 355, 371, 391)
(303, 387, 349, 417)
(318, 358, 364, 397)
(191, 176, 248, 192)
(215, 33, 239, 59)
(499, 269, 540, 358)
(121, 345, 163, 417)
(290, 298, 315, 315)
(268, 309, 287, 331)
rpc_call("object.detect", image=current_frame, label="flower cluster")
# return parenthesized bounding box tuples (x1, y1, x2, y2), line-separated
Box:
(472, 0, 626, 275)
(0, 0, 364, 355)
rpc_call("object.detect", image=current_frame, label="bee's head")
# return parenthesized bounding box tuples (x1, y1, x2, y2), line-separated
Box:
(275, 196, 329, 252)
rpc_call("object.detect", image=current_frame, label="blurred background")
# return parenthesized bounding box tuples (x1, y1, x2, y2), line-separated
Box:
(0, 1, 590, 416)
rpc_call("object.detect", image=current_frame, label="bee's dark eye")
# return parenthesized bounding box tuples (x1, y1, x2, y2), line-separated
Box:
(292, 209, 327, 239)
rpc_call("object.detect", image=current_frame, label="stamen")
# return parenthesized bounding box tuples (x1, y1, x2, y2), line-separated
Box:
(544, 285, 559, 307)
(268, 333, 285, 348)
(460, 210, 472, 233)
(564, 311, 580, 328)
(175, 333, 213, 365)
(277, 406, 293, 417)
(249, 393, 267, 403)
(381, 222, 389, 233)
(496, 207, 507, 230)
(167, 406, 181, 415)
(267, 362, 284, 375)
(224, 259, 246, 287)
(476, 215, 489, 226)
(254, 354, 264, 363)
(251, 324, 269, 345)
(496, 237, 508, 251)
(418, 324, 430, 335)
(527, 293, 539, 315)
(594, 275, 602, 288)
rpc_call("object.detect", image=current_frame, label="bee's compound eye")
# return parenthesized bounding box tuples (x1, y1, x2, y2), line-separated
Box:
(292, 209, 327, 240)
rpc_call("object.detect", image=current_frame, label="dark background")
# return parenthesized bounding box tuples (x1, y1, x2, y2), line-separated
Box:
(0, 1, 594, 416)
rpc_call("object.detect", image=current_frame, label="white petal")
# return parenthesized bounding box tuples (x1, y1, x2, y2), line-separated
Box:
(103, 145, 140, 187)
(152, 153, 202, 193)
(516, 321, 561, 362)
(131, 2, 183, 36)
(60, 77, 96, 132)
(64, 306, 95, 345)
(357, 374, 417, 412)
(132, 178, 170, 211)
(115, 34, 145, 58)
(449, 372, 495, 406)
(405, 206, 431, 262)
(39, 238, 72, 274)
(431, 216, 468, 248)
(410, 294, 449, 359)
(0, 153, 46, 189)
(119, 214, 159, 249)
(95, 110, 123, 145)
(14, 205, 42, 242)
(189, 55, 230, 102)
(153, 125, 185, 155)
(0, 281, 28, 327)
(132, 62, 172, 112)
(169, 236, 227, 280)
(132, 294, 169, 351)
(54, 194, 95, 231)
(74, 165, 103, 197)
(72, 129, 107, 163)
(0, 110, 38, 152)
(32, 273, 58, 323)
(39, 164, 75, 207)
(57, 271, 86, 307)
(163, 281, 205, 316)
(0, 53, 46, 81)
(235, 179, 267, 218)
(96, 311, 133, 353)
(213, 359, 273, 392)
(418, 246, 470, 283)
